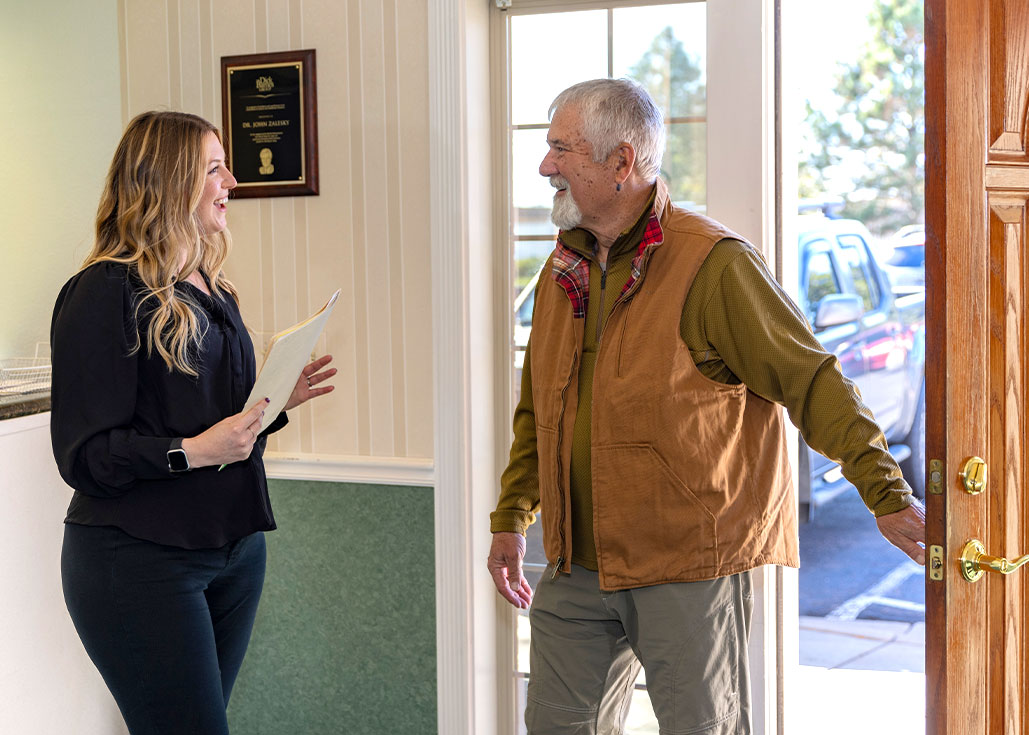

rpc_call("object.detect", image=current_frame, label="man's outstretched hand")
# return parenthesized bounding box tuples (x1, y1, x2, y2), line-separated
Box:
(876, 502, 926, 565)
(488, 532, 534, 609)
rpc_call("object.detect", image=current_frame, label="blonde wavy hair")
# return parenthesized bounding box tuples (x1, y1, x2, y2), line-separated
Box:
(83, 111, 238, 376)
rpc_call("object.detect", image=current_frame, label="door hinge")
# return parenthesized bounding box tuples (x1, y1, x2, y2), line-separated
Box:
(928, 458, 943, 495)
(929, 545, 944, 581)
(495, 0, 512, 9)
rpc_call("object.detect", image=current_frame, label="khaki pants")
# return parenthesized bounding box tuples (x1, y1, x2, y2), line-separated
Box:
(526, 565, 753, 735)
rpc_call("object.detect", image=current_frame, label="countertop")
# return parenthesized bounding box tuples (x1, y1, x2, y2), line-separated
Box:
(0, 393, 51, 421)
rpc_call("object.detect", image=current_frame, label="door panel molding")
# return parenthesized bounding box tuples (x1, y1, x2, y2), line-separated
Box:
(985, 196, 1026, 735)
(986, 166, 1029, 190)
(988, 1, 1029, 155)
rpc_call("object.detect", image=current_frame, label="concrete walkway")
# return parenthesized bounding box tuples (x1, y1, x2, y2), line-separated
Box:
(794, 616, 925, 734)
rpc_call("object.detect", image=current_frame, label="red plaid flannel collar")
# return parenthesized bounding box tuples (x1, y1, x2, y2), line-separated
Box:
(551, 210, 664, 318)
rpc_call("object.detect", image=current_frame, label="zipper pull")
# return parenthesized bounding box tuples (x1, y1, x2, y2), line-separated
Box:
(552, 556, 564, 579)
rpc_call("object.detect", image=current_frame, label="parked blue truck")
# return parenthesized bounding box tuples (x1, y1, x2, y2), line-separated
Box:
(796, 216, 926, 519)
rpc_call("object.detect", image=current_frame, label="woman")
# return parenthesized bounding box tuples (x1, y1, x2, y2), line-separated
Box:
(50, 111, 335, 734)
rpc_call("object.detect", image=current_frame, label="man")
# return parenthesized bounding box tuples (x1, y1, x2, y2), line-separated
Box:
(487, 78, 925, 734)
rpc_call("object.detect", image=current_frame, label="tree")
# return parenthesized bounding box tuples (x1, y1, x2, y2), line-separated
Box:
(800, 0, 924, 235)
(629, 27, 707, 207)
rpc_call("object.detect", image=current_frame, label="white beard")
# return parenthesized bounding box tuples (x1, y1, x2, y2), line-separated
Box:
(549, 177, 582, 230)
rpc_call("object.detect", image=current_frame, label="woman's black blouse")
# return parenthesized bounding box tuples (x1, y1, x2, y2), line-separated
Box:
(50, 261, 288, 549)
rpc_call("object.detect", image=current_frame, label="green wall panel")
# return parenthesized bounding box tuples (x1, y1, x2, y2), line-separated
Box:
(228, 480, 437, 734)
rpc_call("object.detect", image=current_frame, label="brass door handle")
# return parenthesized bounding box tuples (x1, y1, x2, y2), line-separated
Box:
(959, 539, 1029, 582)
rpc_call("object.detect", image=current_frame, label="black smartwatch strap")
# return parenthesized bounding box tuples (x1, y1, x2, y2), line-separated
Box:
(167, 437, 191, 472)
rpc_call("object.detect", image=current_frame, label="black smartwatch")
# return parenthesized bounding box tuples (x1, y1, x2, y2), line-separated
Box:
(167, 437, 191, 472)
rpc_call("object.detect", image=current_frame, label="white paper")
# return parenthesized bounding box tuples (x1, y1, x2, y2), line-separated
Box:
(244, 288, 340, 421)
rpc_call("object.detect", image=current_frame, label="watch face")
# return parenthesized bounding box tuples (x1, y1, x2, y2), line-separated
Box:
(168, 448, 190, 472)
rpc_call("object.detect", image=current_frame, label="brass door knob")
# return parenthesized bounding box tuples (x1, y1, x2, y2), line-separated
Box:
(959, 456, 987, 494)
(959, 539, 1029, 582)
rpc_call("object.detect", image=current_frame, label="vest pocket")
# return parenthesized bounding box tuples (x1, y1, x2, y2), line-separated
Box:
(592, 443, 718, 584)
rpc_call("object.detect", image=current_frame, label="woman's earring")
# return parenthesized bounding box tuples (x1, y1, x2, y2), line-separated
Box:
(616, 182, 622, 192)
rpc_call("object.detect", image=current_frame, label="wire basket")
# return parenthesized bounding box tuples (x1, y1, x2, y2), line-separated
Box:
(0, 358, 52, 396)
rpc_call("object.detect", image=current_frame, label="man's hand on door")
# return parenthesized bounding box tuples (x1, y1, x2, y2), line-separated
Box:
(876, 502, 926, 566)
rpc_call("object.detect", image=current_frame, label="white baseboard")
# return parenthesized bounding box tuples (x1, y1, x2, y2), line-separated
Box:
(263, 452, 434, 487)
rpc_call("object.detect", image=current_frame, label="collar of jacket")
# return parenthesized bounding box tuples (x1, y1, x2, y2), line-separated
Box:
(550, 178, 671, 318)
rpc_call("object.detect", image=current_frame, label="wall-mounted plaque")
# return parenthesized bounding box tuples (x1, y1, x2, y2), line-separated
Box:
(220, 49, 318, 198)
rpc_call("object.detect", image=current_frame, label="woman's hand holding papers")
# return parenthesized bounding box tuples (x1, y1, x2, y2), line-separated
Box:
(284, 354, 337, 411)
(181, 399, 269, 469)
(200, 355, 335, 471)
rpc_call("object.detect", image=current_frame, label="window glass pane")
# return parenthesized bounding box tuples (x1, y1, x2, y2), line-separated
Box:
(513, 243, 549, 325)
(513, 128, 558, 236)
(513, 243, 550, 399)
(511, 10, 608, 126)
(614, 5, 707, 209)
(661, 121, 707, 210)
(613, 4, 707, 119)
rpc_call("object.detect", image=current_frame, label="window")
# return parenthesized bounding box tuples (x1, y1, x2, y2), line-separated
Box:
(499, 3, 708, 732)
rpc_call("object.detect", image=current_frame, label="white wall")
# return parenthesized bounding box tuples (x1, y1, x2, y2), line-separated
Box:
(0, 414, 127, 735)
(0, 0, 123, 361)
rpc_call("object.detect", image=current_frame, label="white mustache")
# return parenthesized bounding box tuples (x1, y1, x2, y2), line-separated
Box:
(550, 176, 569, 190)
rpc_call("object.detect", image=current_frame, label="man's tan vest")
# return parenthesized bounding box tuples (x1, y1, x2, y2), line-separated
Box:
(530, 180, 799, 590)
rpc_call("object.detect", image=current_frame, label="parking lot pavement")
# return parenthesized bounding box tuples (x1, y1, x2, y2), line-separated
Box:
(799, 482, 925, 622)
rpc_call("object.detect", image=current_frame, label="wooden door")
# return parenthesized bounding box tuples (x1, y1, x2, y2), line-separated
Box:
(925, 1, 1029, 733)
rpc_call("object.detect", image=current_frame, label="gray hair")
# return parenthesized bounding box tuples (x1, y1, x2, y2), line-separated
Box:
(549, 78, 666, 182)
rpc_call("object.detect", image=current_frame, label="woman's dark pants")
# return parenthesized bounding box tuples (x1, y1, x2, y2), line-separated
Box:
(61, 523, 266, 735)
